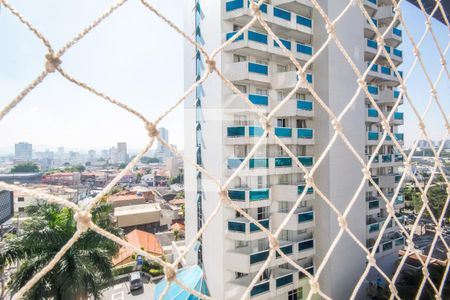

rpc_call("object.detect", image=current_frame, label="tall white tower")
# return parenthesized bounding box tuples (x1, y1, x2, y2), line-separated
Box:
(184, 1, 404, 299)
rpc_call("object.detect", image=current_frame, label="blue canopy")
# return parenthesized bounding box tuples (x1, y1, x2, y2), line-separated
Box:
(154, 265, 210, 300)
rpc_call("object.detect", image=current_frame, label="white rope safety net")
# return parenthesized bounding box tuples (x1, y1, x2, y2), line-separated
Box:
(0, 0, 449, 299)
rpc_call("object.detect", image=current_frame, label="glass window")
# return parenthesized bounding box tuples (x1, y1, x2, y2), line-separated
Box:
(234, 54, 247, 63)
(235, 84, 247, 94)
(255, 88, 268, 96)
(288, 287, 303, 300)
(18, 197, 24, 202)
(235, 240, 248, 248)
(257, 207, 269, 220)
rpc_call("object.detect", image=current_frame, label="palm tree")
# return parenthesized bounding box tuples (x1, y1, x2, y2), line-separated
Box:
(0, 202, 122, 300)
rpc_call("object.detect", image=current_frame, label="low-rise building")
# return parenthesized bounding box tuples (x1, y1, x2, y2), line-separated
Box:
(113, 203, 162, 230)
(41, 172, 81, 186)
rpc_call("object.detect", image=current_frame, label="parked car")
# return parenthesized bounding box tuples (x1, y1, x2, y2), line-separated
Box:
(129, 271, 143, 290)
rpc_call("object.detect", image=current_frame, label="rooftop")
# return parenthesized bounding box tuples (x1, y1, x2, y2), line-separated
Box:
(113, 203, 161, 216)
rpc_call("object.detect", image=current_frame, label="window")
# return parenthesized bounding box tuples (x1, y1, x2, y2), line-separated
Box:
(277, 118, 288, 127)
(235, 84, 247, 94)
(257, 176, 263, 188)
(235, 272, 247, 279)
(255, 88, 268, 96)
(277, 91, 288, 101)
(255, 59, 268, 65)
(288, 287, 303, 300)
(296, 145, 306, 156)
(18, 207, 24, 212)
(233, 24, 243, 31)
(235, 240, 248, 248)
(279, 174, 289, 184)
(234, 54, 247, 63)
(234, 114, 247, 125)
(258, 239, 269, 251)
(277, 64, 288, 72)
(296, 119, 306, 128)
(280, 230, 293, 241)
(296, 93, 305, 99)
(18, 197, 24, 202)
(279, 201, 292, 213)
(297, 229, 307, 235)
(257, 207, 269, 220)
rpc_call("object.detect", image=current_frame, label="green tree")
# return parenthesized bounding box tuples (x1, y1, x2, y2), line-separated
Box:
(10, 163, 39, 173)
(0, 203, 122, 300)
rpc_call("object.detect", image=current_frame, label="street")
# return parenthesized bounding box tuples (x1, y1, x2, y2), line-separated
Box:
(101, 281, 155, 300)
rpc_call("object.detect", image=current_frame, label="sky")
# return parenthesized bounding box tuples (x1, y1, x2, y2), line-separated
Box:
(0, 1, 448, 155)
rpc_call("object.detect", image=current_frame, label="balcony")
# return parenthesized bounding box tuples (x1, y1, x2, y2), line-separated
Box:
(367, 131, 379, 145)
(225, 125, 315, 145)
(375, 5, 400, 26)
(273, 208, 314, 231)
(271, 0, 313, 12)
(375, 89, 403, 104)
(227, 217, 270, 240)
(367, 63, 401, 85)
(394, 195, 405, 209)
(367, 153, 403, 167)
(271, 70, 312, 91)
(270, 99, 314, 118)
(228, 188, 271, 208)
(225, 30, 313, 62)
(379, 26, 402, 47)
(227, 156, 314, 176)
(364, 39, 403, 65)
(272, 183, 314, 202)
(364, 0, 378, 15)
(366, 108, 379, 122)
(367, 198, 380, 214)
(224, 61, 270, 84)
(224, 0, 313, 40)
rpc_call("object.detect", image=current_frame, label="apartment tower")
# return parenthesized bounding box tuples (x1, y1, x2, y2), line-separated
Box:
(184, 0, 404, 299)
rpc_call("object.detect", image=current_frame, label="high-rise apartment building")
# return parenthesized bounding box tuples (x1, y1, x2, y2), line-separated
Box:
(117, 142, 128, 164)
(14, 142, 32, 162)
(184, 1, 404, 299)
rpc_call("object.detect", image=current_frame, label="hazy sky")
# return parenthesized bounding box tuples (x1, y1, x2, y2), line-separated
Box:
(0, 1, 448, 154)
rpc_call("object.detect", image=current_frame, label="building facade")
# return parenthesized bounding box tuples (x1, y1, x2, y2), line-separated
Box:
(14, 142, 32, 162)
(184, 0, 404, 299)
(117, 142, 128, 164)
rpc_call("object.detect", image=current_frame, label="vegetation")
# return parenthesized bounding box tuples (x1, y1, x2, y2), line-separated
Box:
(142, 260, 163, 277)
(112, 263, 134, 277)
(47, 165, 86, 173)
(169, 171, 184, 185)
(0, 203, 122, 300)
(140, 156, 160, 164)
(404, 183, 449, 219)
(10, 163, 39, 173)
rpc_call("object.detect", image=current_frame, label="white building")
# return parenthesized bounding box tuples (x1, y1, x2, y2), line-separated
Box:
(14, 142, 32, 162)
(184, 1, 404, 299)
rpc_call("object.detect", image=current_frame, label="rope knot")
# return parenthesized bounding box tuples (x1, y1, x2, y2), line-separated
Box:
(446, 123, 450, 134)
(376, 36, 385, 47)
(440, 57, 446, 66)
(304, 174, 313, 187)
(218, 188, 231, 205)
(418, 121, 426, 131)
(366, 254, 376, 266)
(269, 234, 279, 250)
(421, 194, 429, 205)
(381, 120, 390, 132)
(412, 46, 420, 57)
(45, 53, 61, 73)
(331, 119, 342, 132)
(362, 167, 371, 179)
(430, 88, 438, 98)
(422, 267, 429, 278)
(406, 238, 414, 252)
(435, 225, 443, 236)
(164, 265, 177, 282)
(259, 117, 272, 132)
(309, 278, 320, 294)
(145, 122, 159, 138)
(74, 211, 91, 232)
(357, 78, 367, 88)
(325, 23, 335, 35)
(399, 84, 407, 93)
(389, 284, 398, 297)
(337, 216, 347, 230)
(205, 59, 216, 72)
(385, 203, 394, 217)
(249, 1, 261, 16)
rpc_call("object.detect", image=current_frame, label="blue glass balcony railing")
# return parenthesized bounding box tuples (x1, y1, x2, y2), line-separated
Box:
(384, 45, 391, 53)
(393, 27, 402, 37)
(367, 39, 377, 49)
(395, 195, 404, 204)
(297, 15, 312, 27)
(248, 31, 268, 44)
(368, 200, 379, 210)
(247, 0, 268, 13)
(273, 7, 291, 21)
(368, 0, 377, 4)
(368, 85, 379, 95)
(251, 281, 270, 296)
(381, 66, 391, 75)
(250, 219, 269, 232)
(306, 73, 313, 83)
(227, 126, 245, 137)
(395, 133, 404, 141)
(394, 112, 403, 120)
(368, 132, 379, 140)
(228, 158, 244, 169)
(368, 222, 379, 233)
(249, 94, 269, 106)
(298, 156, 313, 167)
(226, 0, 244, 11)
(394, 154, 403, 162)
(298, 211, 314, 223)
(226, 31, 244, 41)
(298, 128, 313, 139)
(297, 43, 313, 55)
(250, 250, 269, 264)
(229, 190, 246, 201)
(275, 157, 292, 167)
(275, 127, 292, 137)
(395, 237, 405, 246)
(394, 90, 400, 98)
(249, 126, 264, 137)
(395, 174, 401, 183)
(276, 274, 293, 288)
(276, 244, 293, 257)
(373, 155, 379, 163)
(228, 221, 246, 232)
(248, 62, 268, 75)
(369, 64, 378, 72)
(393, 48, 403, 57)
(371, 18, 378, 27)
(298, 239, 314, 251)
(298, 185, 314, 194)
(250, 189, 269, 201)
(398, 70, 403, 78)
(297, 100, 313, 111)
(368, 108, 378, 118)
(382, 154, 392, 163)
(382, 241, 393, 251)
(249, 158, 269, 169)
(274, 38, 292, 50)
